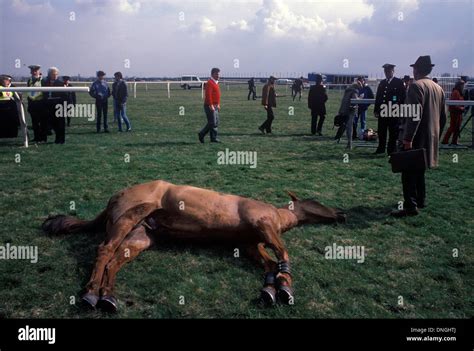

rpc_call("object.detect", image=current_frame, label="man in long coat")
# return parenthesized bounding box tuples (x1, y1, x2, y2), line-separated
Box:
(392, 56, 447, 217)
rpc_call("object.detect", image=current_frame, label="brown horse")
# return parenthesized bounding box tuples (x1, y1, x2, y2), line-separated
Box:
(42, 180, 346, 312)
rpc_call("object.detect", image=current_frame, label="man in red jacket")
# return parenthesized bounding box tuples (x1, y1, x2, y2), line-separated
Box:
(199, 68, 221, 143)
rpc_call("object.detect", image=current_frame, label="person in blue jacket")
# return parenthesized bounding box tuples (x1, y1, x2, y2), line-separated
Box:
(353, 76, 374, 140)
(89, 71, 111, 133)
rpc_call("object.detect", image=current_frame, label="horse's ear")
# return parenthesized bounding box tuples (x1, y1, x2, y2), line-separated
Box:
(287, 191, 299, 202)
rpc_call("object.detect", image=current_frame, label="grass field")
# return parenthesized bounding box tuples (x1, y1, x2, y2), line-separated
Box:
(0, 83, 472, 319)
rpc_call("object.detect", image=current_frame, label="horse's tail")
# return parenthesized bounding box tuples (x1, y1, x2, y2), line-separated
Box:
(42, 209, 107, 235)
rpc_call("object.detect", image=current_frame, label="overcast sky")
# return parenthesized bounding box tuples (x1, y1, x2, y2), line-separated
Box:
(1, 0, 473, 78)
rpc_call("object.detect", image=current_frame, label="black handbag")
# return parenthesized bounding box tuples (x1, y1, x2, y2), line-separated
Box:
(389, 148, 428, 173)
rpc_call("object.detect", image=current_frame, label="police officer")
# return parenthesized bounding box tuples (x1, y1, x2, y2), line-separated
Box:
(27, 65, 44, 142)
(0, 75, 21, 138)
(374, 64, 406, 155)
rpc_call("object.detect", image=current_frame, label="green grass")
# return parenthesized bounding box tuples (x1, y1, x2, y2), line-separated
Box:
(0, 84, 472, 318)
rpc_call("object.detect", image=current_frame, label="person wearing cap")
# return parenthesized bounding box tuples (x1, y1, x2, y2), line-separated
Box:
(41, 67, 66, 144)
(307, 74, 327, 135)
(392, 55, 447, 217)
(62, 76, 77, 127)
(89, 71, 111, 133)
(27, 65, 44, 142)
(374, 63, 406, 155)
(259, 76, 277, 134)
(112, 72, 131, 132)
(354, 76, 374, 140)
(0, 75, 21, 139)
(198, 68, 221, 143)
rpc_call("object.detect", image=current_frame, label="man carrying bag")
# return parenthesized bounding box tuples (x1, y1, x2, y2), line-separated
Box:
(390, 56, 446, 217)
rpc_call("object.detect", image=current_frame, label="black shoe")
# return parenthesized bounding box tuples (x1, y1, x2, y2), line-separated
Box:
(390, 208, 419, 218)
(210, 139, 221, 143)
(198, 133, 204, 143)
(374, 149, 385, 154)
(317, 132, 323, 136)
(258, 127, 265, 134)
(104, 129, 110, 133)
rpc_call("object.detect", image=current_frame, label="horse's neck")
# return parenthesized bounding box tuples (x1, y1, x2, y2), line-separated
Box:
(277, 208, 299, 233)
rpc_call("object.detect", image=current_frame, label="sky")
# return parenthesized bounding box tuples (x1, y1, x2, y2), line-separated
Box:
(0, 0, 473, 78)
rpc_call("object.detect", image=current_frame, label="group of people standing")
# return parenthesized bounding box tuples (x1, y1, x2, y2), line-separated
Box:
(0, 65, 132, 145)
(89, 70, 131, 133)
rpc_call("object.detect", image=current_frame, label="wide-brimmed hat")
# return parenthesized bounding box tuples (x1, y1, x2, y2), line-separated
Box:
(410, 56, 435, 69)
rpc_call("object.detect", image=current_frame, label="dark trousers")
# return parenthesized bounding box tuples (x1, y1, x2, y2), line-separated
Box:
(248, 89, 256, 100)
(377, 117, 399, 154)
(199, 104, 219, 141)
(53, 116, 66, 144)
(38, 109, 49, 142)
(0, 102, 19, 138)
(28, 101, 42, 140)
(292, 89, 302, 101)
(401, 170, 426, 210)
(311, 111, 325, 134)
(96, 99, 108, 131)
(260, 107, 275, 133)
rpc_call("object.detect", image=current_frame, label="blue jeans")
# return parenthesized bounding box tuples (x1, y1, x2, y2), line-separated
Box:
(354, 109, 367, 135)
(115, 101, 131, 131)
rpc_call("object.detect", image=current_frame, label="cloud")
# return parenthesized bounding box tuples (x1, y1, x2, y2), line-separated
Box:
(11, 0, 54, 14)
(75, 0, 142, 14)
(240, 0, 374, 41)
(229, 19, 252, 32)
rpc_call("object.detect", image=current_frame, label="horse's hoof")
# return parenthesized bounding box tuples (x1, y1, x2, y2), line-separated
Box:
(97, 295, 118, 313)
(81, 293, 99, 310)
(277, 286, 294, 305)
(259, 286, 276, 306)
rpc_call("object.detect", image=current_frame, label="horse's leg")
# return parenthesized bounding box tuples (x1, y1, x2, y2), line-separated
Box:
(256, 219, 294, 305)
(97, 225, 154, 312)
(82, 203, 158, 308)
(246, 243, 278, 306)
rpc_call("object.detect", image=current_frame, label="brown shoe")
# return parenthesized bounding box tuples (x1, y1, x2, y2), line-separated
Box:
(390, 208, 419, 218)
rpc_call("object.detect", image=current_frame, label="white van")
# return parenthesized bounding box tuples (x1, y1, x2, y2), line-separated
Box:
(181, 75, 203, 89)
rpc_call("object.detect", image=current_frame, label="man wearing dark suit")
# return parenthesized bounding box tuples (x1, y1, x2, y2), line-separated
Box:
(42, 67, 66, 144)
(307, 74, 328, 135)
(259, 76, 277, 134)
(247, 78, 257, 100)
(374, 63, 406, 155)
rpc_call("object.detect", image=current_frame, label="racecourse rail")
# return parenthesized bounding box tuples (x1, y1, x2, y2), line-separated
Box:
(0, 86, 473, 149)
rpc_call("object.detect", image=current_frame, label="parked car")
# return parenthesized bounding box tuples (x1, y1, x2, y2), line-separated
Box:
(181, 75, 203, 89)
(276, 79, 293, 85)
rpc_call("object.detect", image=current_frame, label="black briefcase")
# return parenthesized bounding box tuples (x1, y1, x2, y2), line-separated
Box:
(389, 148, 428, 173)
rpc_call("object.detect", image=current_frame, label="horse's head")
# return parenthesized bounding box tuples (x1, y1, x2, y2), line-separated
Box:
(286, 191, 346, 224)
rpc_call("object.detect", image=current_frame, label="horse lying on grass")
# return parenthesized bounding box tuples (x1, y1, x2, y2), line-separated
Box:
(42, 180, 346, 312)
